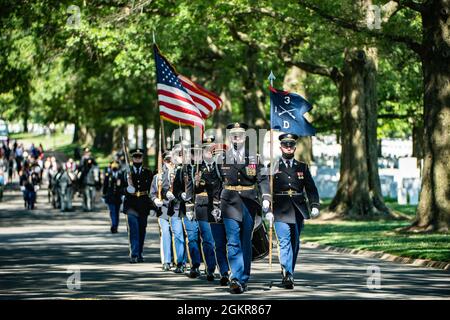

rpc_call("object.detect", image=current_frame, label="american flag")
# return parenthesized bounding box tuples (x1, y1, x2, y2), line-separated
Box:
(154, 45, 222, 128)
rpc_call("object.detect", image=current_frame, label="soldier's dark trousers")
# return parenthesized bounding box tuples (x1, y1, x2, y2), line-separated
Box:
(274, 213, 304, 276)
(107, 203, 120, 230)
(210, 222, 230, 276)
(183, 218, 202, 268)
(198, 220, 217, 274)
(126, 214, 148, 259)
(25, 190, 36, 209)
(223, 203, 254, 285)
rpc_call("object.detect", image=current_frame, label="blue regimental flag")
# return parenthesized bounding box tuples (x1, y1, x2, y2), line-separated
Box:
(270, 86, 316, 136)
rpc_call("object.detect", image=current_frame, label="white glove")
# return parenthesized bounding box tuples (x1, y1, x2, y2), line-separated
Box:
(154, 198, 163, 208)
(149, 210, 157, 217)
(262, 200, 271, 213)
(211, 208, 221, 222)
(20, 186, 25, 191)
(186, 210, 194, 221)
(181, 192, 187, 201)
(126, 185, 135, 194)
(121, 195, 125, 202)
(311, 207, 320, 218)
(265, 212, 274, 225)
(34, 185, 40, 192)
(166, 191, 175, 201)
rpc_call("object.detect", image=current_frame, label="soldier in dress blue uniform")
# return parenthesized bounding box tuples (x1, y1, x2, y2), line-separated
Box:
(181, 143, 203, 278)
(123, 149, 154, 263)
(206, 139, 231, 286)
(193, 136, 222, 282)
(102, 160, 126, 233)
(265, 133, 320, 289)
(151, 151, 174, 271)
(168, 144, 188, 274)
(217, 123, 271, 294)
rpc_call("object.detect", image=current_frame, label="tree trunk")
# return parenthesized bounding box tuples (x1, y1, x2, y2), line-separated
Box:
(93, 125, 113, 153)
(23, 112, 28, 133)
(412, 123, 424, 159)
(112, 125, 127, 152)
(411, 0, 450, 232)
(134, 124, 139, 150)
(22, 85, 30, 133)
(364, 47, 390, 213)
(72, 121, 80, 144)
(295, 137, 313, 164)
(329, 48, 390, 217)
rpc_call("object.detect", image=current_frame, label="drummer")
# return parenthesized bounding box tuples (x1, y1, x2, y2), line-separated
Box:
(217, 123, 270, 294)
(265, 133, 320, 289)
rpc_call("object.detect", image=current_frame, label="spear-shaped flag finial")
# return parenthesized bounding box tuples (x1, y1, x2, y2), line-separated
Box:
(268, 70, 276, 87)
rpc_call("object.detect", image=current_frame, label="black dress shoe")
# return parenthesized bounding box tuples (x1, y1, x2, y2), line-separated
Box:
(229, 279, 244, 294)
(220, 275, 229, 286)
(174, 265, 185, 274)
(162, 263, 171, 271)
(206, 273, 215, 281)
(282, 274, 294, 289)
(137, 257, 144, 263)
(129, 257, 138, 264)
(189, 267, 200, 278)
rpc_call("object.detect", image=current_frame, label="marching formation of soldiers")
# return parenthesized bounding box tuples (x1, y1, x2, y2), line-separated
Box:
(1, 123, 320, 294)
(121, 122, 320, 294)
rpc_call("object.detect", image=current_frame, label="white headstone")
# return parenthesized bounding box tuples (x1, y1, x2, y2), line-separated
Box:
(397, 187, 407, 205)
(408, 178, 421, 205)
(398, 157, 420, 178)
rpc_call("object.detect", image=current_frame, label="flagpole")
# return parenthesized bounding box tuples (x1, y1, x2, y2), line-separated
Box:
(160, 117, 166, 151)
(268, 71, 276, 272)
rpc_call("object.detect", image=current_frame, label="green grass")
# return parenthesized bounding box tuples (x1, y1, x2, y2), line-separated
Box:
(302, 205, 450, 262)
(265, 199, 449, 263)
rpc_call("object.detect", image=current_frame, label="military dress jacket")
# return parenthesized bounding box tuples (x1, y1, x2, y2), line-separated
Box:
(123, 166, 154, 216)
(102, 169, 126, 205)
(192, 161, 222, 222)
(167, 164, 191, 218)
(217, 149, 270, 222)
(273, 158, 320, 224)
(150, 167, 173, 220)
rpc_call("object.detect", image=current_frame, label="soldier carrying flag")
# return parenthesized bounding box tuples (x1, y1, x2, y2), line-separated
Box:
(267, 81, 320, 289)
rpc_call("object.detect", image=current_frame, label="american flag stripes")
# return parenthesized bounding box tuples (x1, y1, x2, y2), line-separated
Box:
(153, 45, 222, 128)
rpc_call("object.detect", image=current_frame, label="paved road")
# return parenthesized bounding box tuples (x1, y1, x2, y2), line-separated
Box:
(0, 184, 449, 300)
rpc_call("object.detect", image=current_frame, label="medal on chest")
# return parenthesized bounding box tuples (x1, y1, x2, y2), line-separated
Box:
(246, 164, 256, 176)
